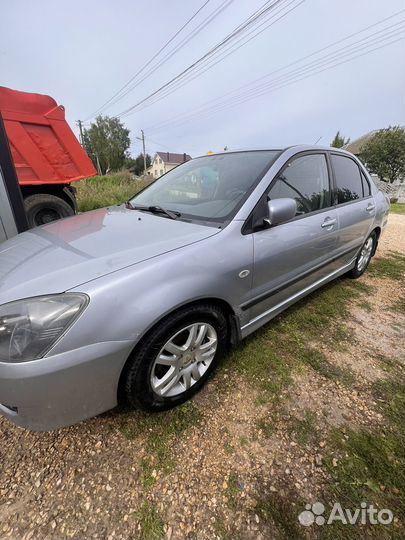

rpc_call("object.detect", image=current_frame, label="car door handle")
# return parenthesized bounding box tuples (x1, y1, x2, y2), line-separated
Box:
(321, 218, 337, 228)
(366, 203, 376, 212)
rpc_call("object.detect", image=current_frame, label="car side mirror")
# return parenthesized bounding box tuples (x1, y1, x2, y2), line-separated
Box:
(265, 198, 297, 227)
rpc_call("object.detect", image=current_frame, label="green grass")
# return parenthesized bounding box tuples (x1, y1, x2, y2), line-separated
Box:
(257, 408, 320, 445)
(388, 298, 404, 314)
(75, 171, 154, 212)
(357, 298, 372, 312)
(373, 353, 402, 374)
(135, 502, 164, 540)
(390, 202, 405, 215)
(321, 430, 404, 539)
(213, 516, 229, 539)
(372, 378, 404, 426)
(120, 401, 202, 475)
(301, 348, 355, 386)
(256, 492, 305, 540)
(231, 273, 401, 538)
(369, 252, 405, 281)
(318, 375, 405, 539)
(239, 264, 403, 539)
(287, 409, 320, 446)
(256, 416, 277, 438)
(140, 458, 157, 490)
(224, 441, 235, 455)
(226, 472, 242, 510)
(326, 429, 403, 496)
(225, 278, 367, 403)
(239, 436, 249, 447)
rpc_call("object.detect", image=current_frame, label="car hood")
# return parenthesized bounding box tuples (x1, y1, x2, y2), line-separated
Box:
(0, 206, 219, 304)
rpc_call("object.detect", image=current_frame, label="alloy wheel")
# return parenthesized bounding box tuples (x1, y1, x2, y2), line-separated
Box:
(357, 237, 373, 272)
(151, 322, 218, 397)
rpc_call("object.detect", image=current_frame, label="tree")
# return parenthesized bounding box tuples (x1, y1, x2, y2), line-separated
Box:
(83, 115, 131, 175)
(360, 126, 405, 183)
(128, 152, 152, 176)
(123, 156, 137, 170)
(331, 131, 350, 148)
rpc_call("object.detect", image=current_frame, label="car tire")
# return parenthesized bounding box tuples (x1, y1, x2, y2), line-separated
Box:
(123, 304, 228, 411)
(347, 231, 377, 279)
(24, 194, 75, 228)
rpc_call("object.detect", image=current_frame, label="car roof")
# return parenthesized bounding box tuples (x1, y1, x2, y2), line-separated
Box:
(193, 145, 356, 159)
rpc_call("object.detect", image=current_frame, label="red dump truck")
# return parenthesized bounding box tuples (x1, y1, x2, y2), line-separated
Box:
(0, 86, 96, 227)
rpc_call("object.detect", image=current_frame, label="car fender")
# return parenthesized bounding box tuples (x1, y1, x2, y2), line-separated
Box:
(48, 222, 254, 356)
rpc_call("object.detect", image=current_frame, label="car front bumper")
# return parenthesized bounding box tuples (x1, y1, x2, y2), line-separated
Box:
(0, 340, 133, 431)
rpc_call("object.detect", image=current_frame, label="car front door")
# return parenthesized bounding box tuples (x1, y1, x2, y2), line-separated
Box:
(242, 152, 342, 334)
(330, 153, 375, 265)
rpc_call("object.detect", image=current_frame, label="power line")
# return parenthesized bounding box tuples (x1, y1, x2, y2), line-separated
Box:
(171, 24, 403, 128)
(113, 0, 299, 118)
(147, 136, 172, 150)
(145, 13, 404, 133)
(116, 0, 293, 118)
(120, 0, 304, 118)
(147, 12, 403, 130)
(153, 34, 404, 131)
(150, 31, 403, 133)
(99, 0, 236, 114)
(197, 30, 404, 121)
(83, 0, 212, 121)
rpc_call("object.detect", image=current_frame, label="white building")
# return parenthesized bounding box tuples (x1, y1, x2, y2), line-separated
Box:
(148, 152, 192, 178)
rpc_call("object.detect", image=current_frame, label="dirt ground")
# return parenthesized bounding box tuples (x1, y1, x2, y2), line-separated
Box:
(0, 213, 404, 540)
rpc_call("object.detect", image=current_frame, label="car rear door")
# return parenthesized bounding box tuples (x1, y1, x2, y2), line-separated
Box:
(330, 153, 375, 265)
(242, 152, 342, 332)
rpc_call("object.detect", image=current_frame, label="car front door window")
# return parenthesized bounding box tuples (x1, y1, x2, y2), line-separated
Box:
(268, 154, 331, 215)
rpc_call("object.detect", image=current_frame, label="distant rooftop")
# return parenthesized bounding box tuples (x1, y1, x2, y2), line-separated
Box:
(343, 130, 379, 155)
(156, 152, 192, 164)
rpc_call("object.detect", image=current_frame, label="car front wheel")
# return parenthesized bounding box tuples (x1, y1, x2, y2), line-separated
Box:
(123, 304, 228, 411)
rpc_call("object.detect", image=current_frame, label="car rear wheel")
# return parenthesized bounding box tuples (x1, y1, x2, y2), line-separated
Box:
(123, 304, 228, 411)
(24, 194, 75, 228)
(347, 231, 376, 279)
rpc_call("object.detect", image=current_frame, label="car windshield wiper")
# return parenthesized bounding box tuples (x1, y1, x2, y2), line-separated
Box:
(126, 202, 181, 220)
(148, 205, 181, 219)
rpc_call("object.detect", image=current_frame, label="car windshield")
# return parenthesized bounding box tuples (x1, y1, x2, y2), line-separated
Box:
(130, 151, 280, 224)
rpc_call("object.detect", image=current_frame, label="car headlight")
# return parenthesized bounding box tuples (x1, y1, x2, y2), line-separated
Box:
(0, 294, 88, 363)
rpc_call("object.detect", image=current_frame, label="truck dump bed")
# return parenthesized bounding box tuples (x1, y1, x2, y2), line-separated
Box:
(0, 86, 96, 186)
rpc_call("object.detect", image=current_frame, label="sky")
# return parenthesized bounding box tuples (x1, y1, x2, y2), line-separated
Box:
(1, 0, 404, 158)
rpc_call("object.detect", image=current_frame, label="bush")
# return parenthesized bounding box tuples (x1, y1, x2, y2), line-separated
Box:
(75, 171, 154, 212)
(390, 203, 405, 215)
(390, 197, 398, 204)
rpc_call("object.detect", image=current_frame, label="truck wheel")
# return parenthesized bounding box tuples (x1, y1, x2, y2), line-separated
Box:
(24, 194, 75, 228)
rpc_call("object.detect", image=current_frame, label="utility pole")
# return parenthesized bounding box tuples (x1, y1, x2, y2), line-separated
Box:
(136, 130, 147, 177)
(95, 153, 102, 176)
(77, 120, 84, 146)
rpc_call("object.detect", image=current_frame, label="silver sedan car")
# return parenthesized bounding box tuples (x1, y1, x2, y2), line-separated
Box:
(0, 146, 389, 430)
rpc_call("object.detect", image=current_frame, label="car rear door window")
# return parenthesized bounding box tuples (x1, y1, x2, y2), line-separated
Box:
(268, 153, 331, 215)
(331, 154, 364, 204)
